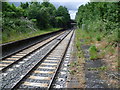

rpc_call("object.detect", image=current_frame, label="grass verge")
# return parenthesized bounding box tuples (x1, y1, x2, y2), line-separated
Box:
(2, 28, 61, 44)
(68, 29, 85, 88)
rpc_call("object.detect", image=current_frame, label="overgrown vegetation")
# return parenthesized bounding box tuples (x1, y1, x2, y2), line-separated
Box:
(75, 2, 119, 42)
(75, 2, 119, 68)
(76, 2, 119, 32)
(75, 2, 119, 87)
(2, 1, 71, 43)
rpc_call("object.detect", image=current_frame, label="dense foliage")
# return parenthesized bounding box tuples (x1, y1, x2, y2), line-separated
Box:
(2, 2, 71, 29)
(2, 2, 71, 43)
(75, 2, 120, 42)
(76, 0, 120, 71)
(75, 2, 120, 86)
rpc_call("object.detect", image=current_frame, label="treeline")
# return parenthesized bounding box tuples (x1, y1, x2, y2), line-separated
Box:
(2, 2, 71, 29)
(75, 2, 119, 34)
(2, 2, 71, 43)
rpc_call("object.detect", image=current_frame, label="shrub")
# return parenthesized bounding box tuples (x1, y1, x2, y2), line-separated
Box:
(89, 45, 98, 60)
(96, 36, 101, 41)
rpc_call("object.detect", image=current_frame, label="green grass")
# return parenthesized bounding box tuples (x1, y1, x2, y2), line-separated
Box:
(2, 28, 61, 44)
(75, 29, 84, 58)
(96, 36, 101, 41)
(75, 28, 118, 58)
(88, 66, 107, 71)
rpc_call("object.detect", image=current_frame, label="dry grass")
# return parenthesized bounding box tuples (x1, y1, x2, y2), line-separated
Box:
(94, 38, 119, 88)
(94, 40, 118, 72)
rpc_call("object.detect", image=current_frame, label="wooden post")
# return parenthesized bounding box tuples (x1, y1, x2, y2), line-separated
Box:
(82, 24, 85, 30)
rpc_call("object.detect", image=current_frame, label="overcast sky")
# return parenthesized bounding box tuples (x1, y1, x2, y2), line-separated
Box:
(4, 0, 89, 19)
(51, 1, 88, 19)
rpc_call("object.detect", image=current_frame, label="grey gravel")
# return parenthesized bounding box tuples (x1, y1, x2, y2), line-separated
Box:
(53, 31, 75, 88)
(1, 31, 70, 89)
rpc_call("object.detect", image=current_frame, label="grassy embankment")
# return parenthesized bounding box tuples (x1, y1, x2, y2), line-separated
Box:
(74, 2, 119, 73)
(75, 28, 119, 88)
(75, 29, 119, 71)
(2, 18, 61, 44)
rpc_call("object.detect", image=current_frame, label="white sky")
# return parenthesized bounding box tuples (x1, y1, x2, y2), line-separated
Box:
(4, 0, 89, 2)
(69, 10, 78, 20)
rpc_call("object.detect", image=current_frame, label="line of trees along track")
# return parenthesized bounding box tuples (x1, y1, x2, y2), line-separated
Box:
(75, 1, 120, 67)
(2, 1, 71, 43)
(76, 2, 119, 36)
(75, 2, 120, 88)
(2, 2, 71, 29)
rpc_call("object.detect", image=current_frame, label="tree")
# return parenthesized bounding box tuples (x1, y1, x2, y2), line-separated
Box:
(55, 6, 71, 28)
(36, 7, 50, 29)
(2, 1, 71, 30)
(55, 16, 64, 28)
(75, 2, 119, 32)
(20, 2, 29, 9)
(27, 2, 50, 29)
(2, 2, 24, 18)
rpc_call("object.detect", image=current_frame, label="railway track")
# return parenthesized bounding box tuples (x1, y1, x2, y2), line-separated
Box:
(1, 29, 74, 89)
(1, 29, 65, 60)
(0, 31, 64, 72)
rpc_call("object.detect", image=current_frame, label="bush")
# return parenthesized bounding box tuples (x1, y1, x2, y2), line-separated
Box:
(96, 36, 101, 41)
(89, 45, 98, 60)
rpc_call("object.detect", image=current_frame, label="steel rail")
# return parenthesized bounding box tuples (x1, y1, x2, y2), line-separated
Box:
(9, 30, 72, 89)
(48, 30, 74, 90)
(1, 31, 65, 72)
(1, 29, 65, 60)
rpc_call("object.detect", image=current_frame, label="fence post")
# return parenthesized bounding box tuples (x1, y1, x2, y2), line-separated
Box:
(82, 24, 85, 30)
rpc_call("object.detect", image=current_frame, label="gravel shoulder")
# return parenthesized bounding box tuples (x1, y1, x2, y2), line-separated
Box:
(67, 32, 85, 88)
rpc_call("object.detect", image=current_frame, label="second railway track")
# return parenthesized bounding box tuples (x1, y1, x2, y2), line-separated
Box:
(1, 29, 74, 89)
(0, 31, 64, 72)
